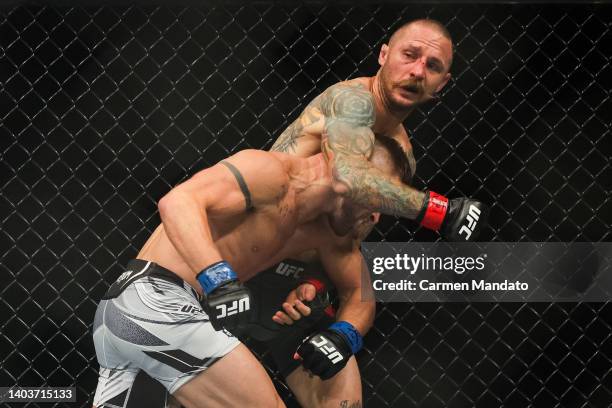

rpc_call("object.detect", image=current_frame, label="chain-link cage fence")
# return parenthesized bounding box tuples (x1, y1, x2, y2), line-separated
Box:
(1, 2, 611, 407)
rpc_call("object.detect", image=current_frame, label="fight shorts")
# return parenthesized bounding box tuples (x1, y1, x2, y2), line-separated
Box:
(240, 259, 335, 379)
(92, 259, 240, 408)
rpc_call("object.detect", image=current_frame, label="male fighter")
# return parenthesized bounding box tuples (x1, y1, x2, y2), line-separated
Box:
(255, 18, 488, 407)
(92, 137, 408, 408)
(271, 18, 488, 241)
(236, 135, 414, 408)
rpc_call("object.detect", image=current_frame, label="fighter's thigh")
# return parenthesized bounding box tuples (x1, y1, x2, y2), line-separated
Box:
(286, 355, 362, 408)
(172, 343, 285, 408)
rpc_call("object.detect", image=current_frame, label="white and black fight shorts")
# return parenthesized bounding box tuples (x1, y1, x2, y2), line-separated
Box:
(92, 259, 240, 408)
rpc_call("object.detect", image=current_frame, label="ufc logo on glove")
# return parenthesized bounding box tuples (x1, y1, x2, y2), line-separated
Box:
(459, 204, 482, 240)
(215, 297, 250, 318)
(311, 336, 344, 364)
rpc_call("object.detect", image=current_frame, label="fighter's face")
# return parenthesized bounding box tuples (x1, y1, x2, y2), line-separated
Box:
(378, 23, 452, 112)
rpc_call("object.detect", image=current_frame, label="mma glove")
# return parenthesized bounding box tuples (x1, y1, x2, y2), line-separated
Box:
(295, 321, 363, 380)
(416, 191, 490, 241)
(197, 261, 251, 331)
(236, 277, 334, 341)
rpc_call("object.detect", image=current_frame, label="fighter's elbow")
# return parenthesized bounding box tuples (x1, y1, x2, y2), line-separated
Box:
(330, 159, 360, 196)
(157, 189, 190, 221)
(157, 192, 175, 222)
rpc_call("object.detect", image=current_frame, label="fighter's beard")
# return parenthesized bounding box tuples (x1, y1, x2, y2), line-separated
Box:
(377, 71, 432, 118)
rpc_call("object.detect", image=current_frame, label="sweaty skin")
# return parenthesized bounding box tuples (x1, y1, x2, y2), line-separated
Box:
(270, 22, 452, 221)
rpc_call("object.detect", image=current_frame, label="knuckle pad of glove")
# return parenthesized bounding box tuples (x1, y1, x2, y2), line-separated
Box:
(445, 199, 489, 241)
(298, 331, 349, 379)
(207, 281, 251, 329)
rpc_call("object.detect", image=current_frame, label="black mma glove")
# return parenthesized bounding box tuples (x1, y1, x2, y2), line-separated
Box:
(416, 191, 489, 241)
(197, 261, 251, 331)
(294, 321, 362, 380)
(239, 277, 334, 341)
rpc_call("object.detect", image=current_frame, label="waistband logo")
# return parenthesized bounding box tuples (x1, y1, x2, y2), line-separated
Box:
(117, 270, 133, 282)
(275, 263, 304, 278)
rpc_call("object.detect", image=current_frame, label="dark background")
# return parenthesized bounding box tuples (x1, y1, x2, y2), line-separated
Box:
(1, 2, 611, 407)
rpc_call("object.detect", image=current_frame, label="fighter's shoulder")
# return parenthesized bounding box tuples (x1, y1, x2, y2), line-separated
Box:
(320, 79, 373, 100)
(319, 80, 375, 126)
(223, 149, 291, 187)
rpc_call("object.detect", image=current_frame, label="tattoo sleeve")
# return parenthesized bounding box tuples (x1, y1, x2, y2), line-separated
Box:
(270, 117, 302, 153)
(270, 98, 321, 153)
(320, 83, 425, 219)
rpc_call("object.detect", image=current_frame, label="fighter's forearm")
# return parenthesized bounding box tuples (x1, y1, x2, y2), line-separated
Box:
(158, 190, 223, 275)
(334, 153, 425, 219)
(335, 287, 375, 336)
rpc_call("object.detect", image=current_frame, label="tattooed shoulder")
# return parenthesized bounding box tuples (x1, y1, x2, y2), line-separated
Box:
(270, 98, 322, 153)
(320, 82, 375, 128)
(270, 118, 302, 153)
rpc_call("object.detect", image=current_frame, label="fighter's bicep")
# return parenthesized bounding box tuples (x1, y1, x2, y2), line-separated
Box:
(175, 164, 251, 216)
(220, 150, 290, 208)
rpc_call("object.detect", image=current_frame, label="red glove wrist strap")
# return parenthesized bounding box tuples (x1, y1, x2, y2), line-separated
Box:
(302, 278, 325, 294)
(420, 191, 449, 231)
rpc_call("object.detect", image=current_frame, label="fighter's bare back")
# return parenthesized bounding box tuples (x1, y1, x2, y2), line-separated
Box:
(137, 149, 341, 292)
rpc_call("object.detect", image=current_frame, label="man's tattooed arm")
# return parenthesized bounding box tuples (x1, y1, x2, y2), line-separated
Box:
(320, 82, 425, 219)
(270, 117, 302, 153)
(270, 98, 322, 154)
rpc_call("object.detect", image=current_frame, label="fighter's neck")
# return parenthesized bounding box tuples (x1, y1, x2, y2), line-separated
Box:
(365, 75, 413, 128)
(290, 153, 337, 222)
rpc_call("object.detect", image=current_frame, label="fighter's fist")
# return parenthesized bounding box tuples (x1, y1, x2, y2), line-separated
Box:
(197, 261, 251, 331)
(294, 321, 363, 380)
(273, 278, 333, 326)
(417, 191, 489, 241)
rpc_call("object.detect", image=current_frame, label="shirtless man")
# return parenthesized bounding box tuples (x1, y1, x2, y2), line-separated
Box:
(271, 18, 488, 241)
(92, 136, 407, 408)
(256, 18, 488, 408)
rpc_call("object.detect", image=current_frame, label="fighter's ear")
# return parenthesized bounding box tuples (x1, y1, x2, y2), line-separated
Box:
(378, 44, 389, 66)
(436, 72, 451, 93)
(370, 213, 381, 224)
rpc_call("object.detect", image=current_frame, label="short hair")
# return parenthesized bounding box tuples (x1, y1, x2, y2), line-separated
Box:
(388, 18, 454, 69)
(373, 134, 413, 185)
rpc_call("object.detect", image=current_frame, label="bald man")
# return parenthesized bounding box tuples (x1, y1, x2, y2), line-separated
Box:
(271, 18, 488, 242)
(263, 18, 489, 407)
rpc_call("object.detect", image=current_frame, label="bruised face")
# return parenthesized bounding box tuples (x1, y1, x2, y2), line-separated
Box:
(378, 22, 452, 112)
(328, 147, 399, 239)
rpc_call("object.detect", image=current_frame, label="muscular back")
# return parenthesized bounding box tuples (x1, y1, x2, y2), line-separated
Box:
(138, 150, 337, 289)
